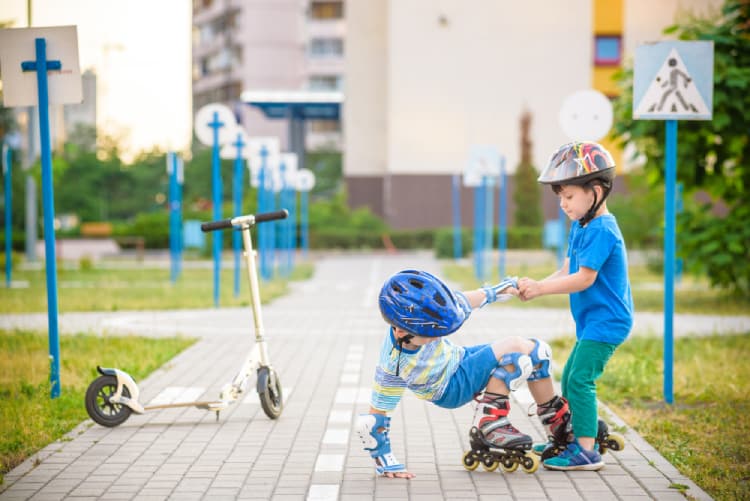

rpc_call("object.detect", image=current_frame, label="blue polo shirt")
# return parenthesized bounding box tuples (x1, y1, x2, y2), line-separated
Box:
(567, 214, 633, 345)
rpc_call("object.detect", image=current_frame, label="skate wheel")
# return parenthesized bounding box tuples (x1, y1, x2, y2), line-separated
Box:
(521, 452, 540, 474)
(500, 457, 519, 473)
(606, 432, 625, 452)
(462, 451, 479, 471)
(481, 456, 499, 472)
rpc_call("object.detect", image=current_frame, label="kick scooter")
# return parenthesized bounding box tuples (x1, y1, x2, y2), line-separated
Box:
(85, 209, 289, 427)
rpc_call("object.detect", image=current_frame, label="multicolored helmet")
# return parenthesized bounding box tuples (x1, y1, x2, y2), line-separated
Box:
(538, 141, 615, 186)
(378, 270, 469, 337)
(538, 141, 616, 225)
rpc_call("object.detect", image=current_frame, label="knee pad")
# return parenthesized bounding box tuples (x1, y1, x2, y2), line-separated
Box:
(527, 338, 552, 381)
(492, 353, 532, 391)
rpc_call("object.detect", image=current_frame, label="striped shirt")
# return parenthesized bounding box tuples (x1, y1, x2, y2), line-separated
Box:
(370, 328, 464, 412)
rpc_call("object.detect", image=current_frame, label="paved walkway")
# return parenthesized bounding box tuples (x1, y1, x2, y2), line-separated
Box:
(3, 251, 742, 500)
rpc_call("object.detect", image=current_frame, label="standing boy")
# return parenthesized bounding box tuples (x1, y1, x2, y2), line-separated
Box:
(518, 141, 633, 471)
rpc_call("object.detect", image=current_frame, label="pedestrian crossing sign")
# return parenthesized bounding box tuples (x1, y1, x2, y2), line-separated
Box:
(633, 41, 713, 121)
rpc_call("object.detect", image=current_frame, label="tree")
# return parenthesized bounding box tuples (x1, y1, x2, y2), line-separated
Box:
(611, 1, 750, 295)
(513, 110, 543, 227)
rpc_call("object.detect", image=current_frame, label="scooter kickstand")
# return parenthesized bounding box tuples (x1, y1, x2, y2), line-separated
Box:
(215, 411, 220, 422)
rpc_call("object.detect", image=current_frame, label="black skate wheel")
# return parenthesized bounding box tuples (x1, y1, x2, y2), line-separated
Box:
(481, 456, 499, 472)
(500, 456, 519, 473)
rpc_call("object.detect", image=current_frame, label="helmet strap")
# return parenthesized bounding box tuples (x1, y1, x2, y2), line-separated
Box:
(578, 182, 611, 227)
(395, 334, 414, 377)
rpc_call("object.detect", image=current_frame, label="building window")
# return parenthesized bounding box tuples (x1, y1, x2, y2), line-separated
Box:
(594, 35, 621, 66)
(309, 75, 342, 90)
(310, 1, 344, 20)
(309, 38, 344, 58)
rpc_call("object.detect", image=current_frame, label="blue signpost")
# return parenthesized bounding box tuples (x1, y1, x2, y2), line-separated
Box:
(0, 27, 82, 398)
(22, 38, 63, 398)
(194, 103, 236, 306)
(3, 144, 11, 288)
(167, 152, 183, 284)
(633, 40, 714, 404)
(230, 131, 247, 297)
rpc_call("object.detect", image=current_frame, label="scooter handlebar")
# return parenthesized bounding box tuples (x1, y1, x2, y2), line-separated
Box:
(201, 209, 289, 232)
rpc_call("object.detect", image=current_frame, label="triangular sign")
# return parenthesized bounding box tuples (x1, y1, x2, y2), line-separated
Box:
(634, 48, 710, 119)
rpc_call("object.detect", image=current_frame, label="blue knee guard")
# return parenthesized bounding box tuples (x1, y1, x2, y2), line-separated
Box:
(492, 352, 533, 391)
(527, 338, 552, 381)
(355, 414, 407, 475)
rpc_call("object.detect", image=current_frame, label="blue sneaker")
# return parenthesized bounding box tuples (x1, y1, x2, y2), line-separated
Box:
(543, 440, 604, 471)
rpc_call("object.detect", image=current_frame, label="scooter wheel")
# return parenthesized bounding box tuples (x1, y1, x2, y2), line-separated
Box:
(257, 366, 283, 419)
(85, 375, 132, 427)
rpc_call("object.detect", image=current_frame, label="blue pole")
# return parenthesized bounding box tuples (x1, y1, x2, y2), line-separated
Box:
(3, 144, 11, 288)
(258, 146, 270, 280)
(301, 190, 309, 258)
(209, 112, 224, 307)
(452, 174, 462, 260)
(232, 134, 245, 297)
(664, 119, 677, 405)
(167, 152, 176, 283)
(177, 157, 183, 279)
(498, 158, 507, 279)
(22, 38, 62, 398)
(484, 175, 493, 280)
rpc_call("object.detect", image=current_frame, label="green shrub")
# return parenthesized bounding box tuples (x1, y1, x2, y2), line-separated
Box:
(434, 227, 470, 258)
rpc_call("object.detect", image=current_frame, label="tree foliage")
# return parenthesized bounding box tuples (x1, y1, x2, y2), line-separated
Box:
(611, 0, 750, 295)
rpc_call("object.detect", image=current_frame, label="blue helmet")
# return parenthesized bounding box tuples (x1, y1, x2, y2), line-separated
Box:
(378, 270, 469, 337)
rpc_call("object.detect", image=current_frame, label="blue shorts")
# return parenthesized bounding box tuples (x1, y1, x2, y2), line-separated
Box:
(433, 344, 498, 409)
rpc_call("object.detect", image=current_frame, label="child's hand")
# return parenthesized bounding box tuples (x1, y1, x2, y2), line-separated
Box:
(381, 469, 415, 479)
(518, 277, 542, 301)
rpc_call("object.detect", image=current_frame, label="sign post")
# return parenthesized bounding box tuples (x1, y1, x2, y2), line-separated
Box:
(247, 137, 281, 280)
(634, 40, 714, 404)
(194, 103, 236, 306)
(221, 128, 250, 297)
(0, 26, 82, 398)
(167, 152, 184, 284)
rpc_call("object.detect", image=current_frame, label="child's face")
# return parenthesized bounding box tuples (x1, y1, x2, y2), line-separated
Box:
(393, 327, 433, 346)
(557, 184, 596, 221)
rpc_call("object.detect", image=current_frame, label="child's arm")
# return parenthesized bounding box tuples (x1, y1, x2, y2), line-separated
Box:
(462, 276, 519, 309)
(355, 408, 415, 479)
(518, 262, 596, 300)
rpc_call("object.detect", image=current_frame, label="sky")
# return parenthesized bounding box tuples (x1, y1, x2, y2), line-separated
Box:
(0, 0, 192, 158)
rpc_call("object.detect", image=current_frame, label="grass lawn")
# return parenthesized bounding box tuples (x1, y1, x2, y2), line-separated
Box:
(0, 262, 314, 313)
(0, 329, 195, 484)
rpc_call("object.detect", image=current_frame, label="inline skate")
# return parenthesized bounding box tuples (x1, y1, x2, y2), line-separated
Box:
(461, 394, 539, 473)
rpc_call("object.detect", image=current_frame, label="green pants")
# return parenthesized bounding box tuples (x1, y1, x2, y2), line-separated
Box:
(561, 339, 617, 438)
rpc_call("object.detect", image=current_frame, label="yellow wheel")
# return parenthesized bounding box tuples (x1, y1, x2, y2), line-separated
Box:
(606, 433, 625, 452)
(521, 452, 540, 474)
(500, 457, 519, 473)
(462, 451, 479, 471)
(482, 456, 499, 472)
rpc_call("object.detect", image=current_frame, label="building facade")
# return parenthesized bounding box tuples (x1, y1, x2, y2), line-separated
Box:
(192, 0, 345, 151)
(344, 0, 722, 229)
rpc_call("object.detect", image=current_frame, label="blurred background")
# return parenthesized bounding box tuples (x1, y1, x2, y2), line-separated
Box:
(1, 0, 747, 295)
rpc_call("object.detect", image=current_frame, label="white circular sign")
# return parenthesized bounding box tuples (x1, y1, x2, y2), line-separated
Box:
(558, 90, 613, 141)
(194, 103, 237, 147)
(295, 169, 315, 192)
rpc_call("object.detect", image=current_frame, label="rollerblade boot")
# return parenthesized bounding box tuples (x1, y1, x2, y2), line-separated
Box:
(533, 395, 573, 459)
(461, 393, 539, 473)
